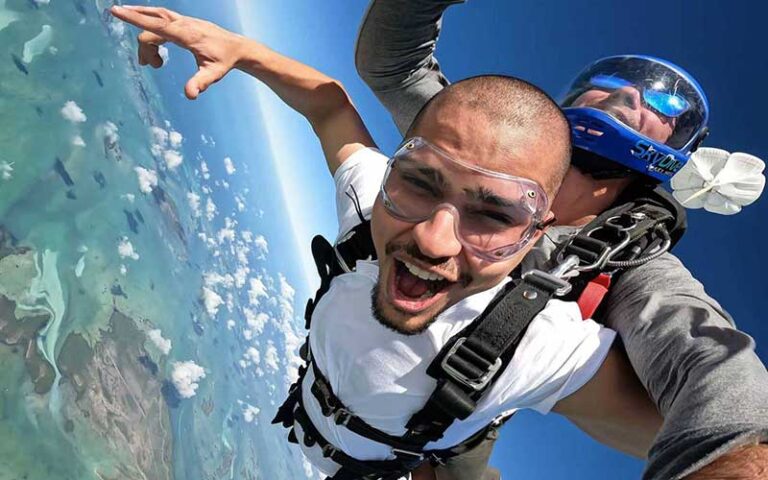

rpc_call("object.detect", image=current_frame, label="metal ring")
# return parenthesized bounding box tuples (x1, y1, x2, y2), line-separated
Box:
(605, 215, 639, 232)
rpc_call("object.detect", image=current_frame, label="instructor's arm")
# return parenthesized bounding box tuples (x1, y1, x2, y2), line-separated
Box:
(553, 346, 662, 459)
(356, 0, 463, 134)
(111, 5, 374, 175)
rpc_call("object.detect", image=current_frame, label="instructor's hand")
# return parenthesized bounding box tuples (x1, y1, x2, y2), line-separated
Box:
(110, 5, 246, 99)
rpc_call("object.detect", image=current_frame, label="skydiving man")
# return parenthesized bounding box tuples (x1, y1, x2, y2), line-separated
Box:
(109, 4, 768, 480)
(355, 0, 768, 479)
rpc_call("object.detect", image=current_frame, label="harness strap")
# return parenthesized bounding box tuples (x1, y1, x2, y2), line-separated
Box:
(294, 383, 422, 480)
(577, 273, 612, 319)
(304, 236, 341, 329)
(404, 271, 564, 445)
(309, 360, 428, 451)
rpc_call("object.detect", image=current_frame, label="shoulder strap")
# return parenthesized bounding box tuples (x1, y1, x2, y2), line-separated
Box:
(561, 183, 687, 318)
(403, 270, 570, 445)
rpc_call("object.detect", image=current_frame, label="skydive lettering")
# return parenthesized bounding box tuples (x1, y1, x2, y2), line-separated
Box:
(630, 140, 684, 175)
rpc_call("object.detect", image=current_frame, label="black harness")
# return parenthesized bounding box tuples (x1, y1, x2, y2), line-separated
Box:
(273, 184, 685, 480)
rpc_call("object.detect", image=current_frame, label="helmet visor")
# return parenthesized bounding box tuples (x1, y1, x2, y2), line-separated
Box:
(561, 56, 708, 150)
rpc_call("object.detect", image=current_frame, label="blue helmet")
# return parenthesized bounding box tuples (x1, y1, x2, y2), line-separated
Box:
(561, 55, 710, 182)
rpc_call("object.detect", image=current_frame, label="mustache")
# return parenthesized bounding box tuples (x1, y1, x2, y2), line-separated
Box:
(385, 241, 471, 287)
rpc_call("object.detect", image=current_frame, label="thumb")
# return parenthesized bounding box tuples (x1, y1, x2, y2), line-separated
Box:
(184, 66, 225, 100)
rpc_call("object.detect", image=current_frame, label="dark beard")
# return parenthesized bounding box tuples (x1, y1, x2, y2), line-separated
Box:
(370, 282, 441, 336)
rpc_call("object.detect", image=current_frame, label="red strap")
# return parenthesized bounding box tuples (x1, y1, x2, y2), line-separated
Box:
(577, 273, 612, 319)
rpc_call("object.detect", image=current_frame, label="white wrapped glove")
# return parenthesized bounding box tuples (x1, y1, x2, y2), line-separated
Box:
(671, 147, 765, 215)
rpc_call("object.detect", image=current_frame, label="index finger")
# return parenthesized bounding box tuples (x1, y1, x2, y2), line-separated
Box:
(110, 6, 180, 40)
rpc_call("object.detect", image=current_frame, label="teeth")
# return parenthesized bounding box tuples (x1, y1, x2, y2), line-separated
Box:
(403, 261, 445, 282)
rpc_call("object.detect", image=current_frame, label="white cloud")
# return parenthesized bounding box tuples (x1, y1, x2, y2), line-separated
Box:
(264, 340, 279, 372)
(121, 193, 135, 203)
(244, 308, 269, 336)
(163, 150, 183, 169)
(158, 45, 169, 64)
(200, 160, 210, 180)
(244, 346, 260, 365)
(134, 166, 158, 193)
(150, 144, 164, 157)
(271, 273, 304, 386)
(235, 245, 250, 267)
(223, 157, 236, 175)
(147, 329, 172, 355)
(61, 100, 87, 123)
(103, 121, 119, 143)
(217, 227, 236, 244)
(119, 264, 127, 275)
(226, 319, 236, 330)
(187, 192, 201, 218)
(278, 273, 295, 303)
(201, 286, 224, 318)
(118, 237, 139, 260)
(150, 126, 169, 146)
(169, 130, 182, 148)
(234, 195, 246, 212)
(242, 230, 254, 243)
(248, 276, 268, 306)
(205, 197, 217, 221)
(72, 135, 86, 147)
(254, 235, 268, 258)
(204, 271, 235, 289)
(242, 403, 260, 423)
(0, 161, 13, 181)
(234, 266, 249, 289)
(171, 361, 206, 399)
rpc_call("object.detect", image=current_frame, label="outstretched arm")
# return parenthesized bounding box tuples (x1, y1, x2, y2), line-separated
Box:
(355, 0, 464, 134)
(605, 255, 768, 479)
(111, 5, 374, 175)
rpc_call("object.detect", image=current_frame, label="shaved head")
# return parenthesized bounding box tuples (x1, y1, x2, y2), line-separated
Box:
(408, 75, 571, 199)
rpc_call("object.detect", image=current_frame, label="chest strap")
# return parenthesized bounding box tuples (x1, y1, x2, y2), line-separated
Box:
(304, 268, 568, 455)
(403, 269, 569, 444)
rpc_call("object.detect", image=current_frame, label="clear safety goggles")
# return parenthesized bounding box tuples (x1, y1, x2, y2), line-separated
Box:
(561, 56, 709, 150)
(380, 137, 551, 262)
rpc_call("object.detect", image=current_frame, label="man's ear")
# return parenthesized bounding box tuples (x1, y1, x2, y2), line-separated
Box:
(535, 211, 557, 230)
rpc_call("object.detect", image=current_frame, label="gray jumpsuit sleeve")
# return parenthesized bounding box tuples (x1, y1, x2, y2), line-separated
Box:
(605, 254, 768, 480)
(355, 2, 768, 479)
(355, 0, 463, 134)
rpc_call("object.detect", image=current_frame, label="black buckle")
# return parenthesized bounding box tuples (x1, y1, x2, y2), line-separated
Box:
(333, 408, 352, 426)
(440, 338, 501, 391)
(391, 448, 424, 463)
(322, 443, 338, 458)
(428, 452, 448, 466)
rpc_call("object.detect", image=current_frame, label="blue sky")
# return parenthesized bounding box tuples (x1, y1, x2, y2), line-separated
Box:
(153, 0, 768, 478)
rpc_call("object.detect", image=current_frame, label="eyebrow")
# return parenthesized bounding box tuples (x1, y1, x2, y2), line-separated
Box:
(402, 160, 447, 188)
(464, 186, 522, 209)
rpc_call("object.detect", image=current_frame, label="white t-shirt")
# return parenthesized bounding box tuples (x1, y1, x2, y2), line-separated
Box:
(297, 148, 616, 476)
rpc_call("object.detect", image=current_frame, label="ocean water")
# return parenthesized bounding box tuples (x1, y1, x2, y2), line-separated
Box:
(0, 1, 315, 479)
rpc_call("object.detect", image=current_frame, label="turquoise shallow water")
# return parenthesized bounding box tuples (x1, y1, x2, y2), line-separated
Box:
(0, 1, 315, 479)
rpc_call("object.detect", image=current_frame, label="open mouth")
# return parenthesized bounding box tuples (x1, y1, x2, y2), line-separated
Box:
(388, 258, 453, 313)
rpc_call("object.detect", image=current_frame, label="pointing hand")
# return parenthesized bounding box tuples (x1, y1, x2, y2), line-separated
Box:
(111, 5, 246, 99)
